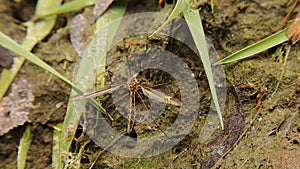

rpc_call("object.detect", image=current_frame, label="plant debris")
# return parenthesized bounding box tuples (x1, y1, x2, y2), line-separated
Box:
(287, 9, 300, 45)
(0, 77, 35, 136)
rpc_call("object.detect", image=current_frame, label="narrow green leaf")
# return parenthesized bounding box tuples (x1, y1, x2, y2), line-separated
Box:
(217, 28, 289, 64)
(0, 0, 62, 100)
(210, 0, 214, 13)
(60, 2, 127, 165)
(17, 125, 32, 169)
(184, 9, 224, 129)
(52, 123, 63, 169)
(37, 0, 97, 18)
(0, 32, 81, 92)
(150, 0, 190, 37)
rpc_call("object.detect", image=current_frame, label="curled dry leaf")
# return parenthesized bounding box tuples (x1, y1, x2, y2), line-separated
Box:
(0, 77, 34, 136)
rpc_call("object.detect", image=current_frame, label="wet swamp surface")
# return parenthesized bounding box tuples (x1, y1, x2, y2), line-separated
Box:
(0, 0, 299, 168)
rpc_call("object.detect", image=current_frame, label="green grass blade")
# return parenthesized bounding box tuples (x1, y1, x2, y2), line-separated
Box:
(24, 0, 63, 46)
(0, 68, 17, 100)
(210, 0, 214, 13)
(183, 9, 224, 129)
(59, 2, 127, 165)
(0, 32, 80, 92)
(52, 123, 63, 169)
(0, 0, 62, 100)
(17, 125, 32, 169)
(216, 28, 289, 64)
(37, 0, 97, 18)
(150, 0, 189, 37)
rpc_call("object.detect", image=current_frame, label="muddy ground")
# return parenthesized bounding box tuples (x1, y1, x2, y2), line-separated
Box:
(0, 0, 299, 168)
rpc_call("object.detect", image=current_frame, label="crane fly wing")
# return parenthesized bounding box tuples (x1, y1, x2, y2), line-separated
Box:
(141, 86, 181, 106)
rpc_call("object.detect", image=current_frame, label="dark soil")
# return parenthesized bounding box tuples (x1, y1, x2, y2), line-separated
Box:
(0, 0, 299, 168)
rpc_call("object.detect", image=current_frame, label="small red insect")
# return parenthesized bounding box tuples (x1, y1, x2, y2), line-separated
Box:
(159, 0, 164, 6)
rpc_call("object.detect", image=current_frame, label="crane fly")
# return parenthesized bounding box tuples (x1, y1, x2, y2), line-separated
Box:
(71, 71, 181, 136)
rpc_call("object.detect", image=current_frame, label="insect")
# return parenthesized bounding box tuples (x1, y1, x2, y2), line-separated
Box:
(71, 63, 181, 137)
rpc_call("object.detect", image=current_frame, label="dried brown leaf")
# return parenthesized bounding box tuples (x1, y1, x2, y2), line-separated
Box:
(0, 77, 34, 136)
(287, 12, 300, 45)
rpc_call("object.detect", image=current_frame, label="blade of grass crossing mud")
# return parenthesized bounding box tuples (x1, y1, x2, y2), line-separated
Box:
(17, 125, 32, 169)
(216, 28, 289, 64)
(94, 1, 128, 87)
(36, 0, 97, 19)
(52, 123, 63, 169)
(0, 0, 62, 99)
(60, 2, 127, 166)
(150, 0, 189, 37)
(183, 9, 224, 129)
(0, 32, 81, 92)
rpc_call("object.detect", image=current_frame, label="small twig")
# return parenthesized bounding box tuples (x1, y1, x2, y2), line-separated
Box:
(89, 134, 125, 169)
(280, 0, 299, 30)
(136, 89, 149, 110)
(76, 139, 91, 169)
(172, 148, 187, 162)
(153, 120, 171, 140)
